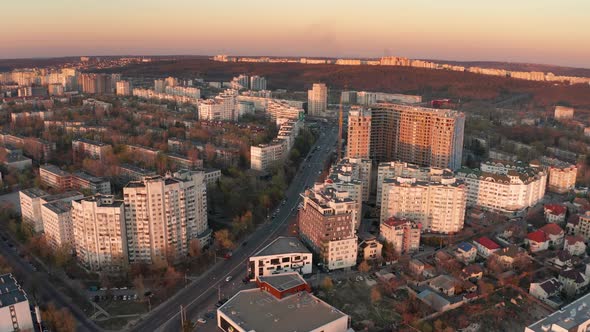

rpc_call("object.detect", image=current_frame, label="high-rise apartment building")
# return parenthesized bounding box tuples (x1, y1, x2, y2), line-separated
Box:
(198, 89, 237, 121)
(380, 175, 466, 234)
(249, 75, 267, 91)
(376, 161, 451, 206)
(346, 107, 371, 159)
(0, 274, 34, 332)
(307, 83, 328, 117)
(368, 103, 465, 170)
(41, 200, 74, 250)
(154, 79, 166, 93)
(116, 80, 131, 96)
(547, 162, 577, 194)
(123, 170, 209, 265)
(380, 217, 421, 254)
(298, 184, 358, 270)
(79, 73, 119, 95)
(72, 195, 126, 272)
(457, 160, 547, 215)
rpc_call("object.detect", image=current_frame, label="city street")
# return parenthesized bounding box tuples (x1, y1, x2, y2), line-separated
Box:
(129, 123, 338, 332)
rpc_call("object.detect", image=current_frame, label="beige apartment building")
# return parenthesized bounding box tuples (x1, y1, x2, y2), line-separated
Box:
(123, 170, 209, 265)
(554, 106, 574, 120)
(346, 106, 371, 159)
(41, 200, 74, 250)
(547, 163, 577, 194)
(307, 83, 328, 117)
(116, 80, 131, 96)
(380, 176, 467, 234)
(457, 160, 547, 215)
(72, 138, 112, 162)
(250, 139, 287, 172)
(298, 184, 358, 270)
(72, 195, 127, 272)
(368, 103, 465, 170)
(376, 161, 453, 206)
(380, 217, 421, 254)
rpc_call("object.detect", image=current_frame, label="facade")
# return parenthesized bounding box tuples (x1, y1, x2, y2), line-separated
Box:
(247, 237, 312, 280)
(554, 106, 574, 120)
(457, 160, 547, 215)
(368, 103, 465, 170)
(116, 80, 131, 96)
(72, 138, 112, 162)
(307, 83, 328, 117)
(249, 75, 267, 91)
(544, 204, 567, 224)
(298, 184, 358, 270)
(39, 164, 72, 191)
(217, 278, 350, 332)
(358, 234, 383, 261)
(380, 175, 466, 234)
(265, 99, 302, 122)
(41, 200, 74, 250)
(72, 195, 126, 272)
(0, 274, 34, 332)
(564, 236, 586, 256)
(529, 278, 563, 308)
(569, 212, 590, 240)
(376, 161, 452, 206)
(547, 163, 577, 194)
(123, 170, 209, 265)
(346, 107, 371, 159)
(19, 188, 49, 233)
(71, 171, 111, 194)
(250, 139, 287, 172)
(380, 217, 421, 254)
(198, 90, 237, 121)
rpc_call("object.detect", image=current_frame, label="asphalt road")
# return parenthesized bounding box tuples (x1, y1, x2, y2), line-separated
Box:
(0, 233, 102, 332)
(129, 123, 339, 332)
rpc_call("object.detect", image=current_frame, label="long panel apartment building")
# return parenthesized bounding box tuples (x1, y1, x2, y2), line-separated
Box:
(457, 160, 547, 215)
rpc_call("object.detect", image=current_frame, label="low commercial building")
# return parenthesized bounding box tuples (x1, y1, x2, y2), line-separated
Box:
(247, 237, 312, 281)
(0, 274, 34, 332)
(525, 291, 590, 332)
(380, 217, 421, 254)
(217, 276, 351, 332)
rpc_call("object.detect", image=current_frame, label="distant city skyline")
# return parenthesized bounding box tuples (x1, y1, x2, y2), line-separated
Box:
(2, 0, 589, 68)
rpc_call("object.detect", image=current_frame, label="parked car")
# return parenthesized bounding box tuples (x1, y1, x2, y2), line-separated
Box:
(197, 318, 207, 324)
(225, 276, 232, 282)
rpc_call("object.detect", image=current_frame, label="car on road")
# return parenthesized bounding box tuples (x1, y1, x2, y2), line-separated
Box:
(225, 276, 232, 282)
(215, 298, 228, 307)
(197, 318, 207, 324)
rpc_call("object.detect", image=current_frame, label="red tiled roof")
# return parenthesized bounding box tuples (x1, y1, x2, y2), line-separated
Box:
(540, 223, 564, 236)
(527, 230, 548, 243)
(544, 204, 566, 215)
(475, 237, 500, 250)
(565, 235, 584, 246)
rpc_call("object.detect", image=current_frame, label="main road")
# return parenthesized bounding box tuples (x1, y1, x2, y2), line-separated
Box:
(129, 122, 339, 332)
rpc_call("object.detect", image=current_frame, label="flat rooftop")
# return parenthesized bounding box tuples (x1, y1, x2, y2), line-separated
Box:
(219, 288, 347, 332)
(20, 187, 48, 199)
(40, 164, 70, 176)
(526, 292, 590, 331)
(0, 274, 28, 308)
(43, 200, 72, 214)
(42, 191, 83, 203)
(258, 273, 306, 292)
(254, 237, 311, 257)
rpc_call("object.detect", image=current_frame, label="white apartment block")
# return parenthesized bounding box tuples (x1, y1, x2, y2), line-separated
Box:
(0, 274, 34, 332)
(198, 89, 237, 121)
(41, 200, 74, 250)
(250, 139, 287, 172)
(266, 99, 303, 122)
(380, 176, 467, 234)
(456, 160, 547, 215)
(165, 85, 200, 99)
(327, 157, 372, 204)
(123, 170, 209, 265)
(72, 195, 127, 272)
(307, 83, 328, 117)
(72, 138, 112, 161)
(554, 106, 574, 120)
(116, 80, 131, 96)
(247, 237, 312, 280)
(249, 75, 267, 91)
(376, 162, 453, 207)
(19, 188, 48, 233)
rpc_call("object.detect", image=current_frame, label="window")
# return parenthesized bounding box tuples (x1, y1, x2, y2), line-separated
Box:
(282, 257, 290, 263)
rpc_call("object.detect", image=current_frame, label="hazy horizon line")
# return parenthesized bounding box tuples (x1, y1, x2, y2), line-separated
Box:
(1, 53, 589, 71)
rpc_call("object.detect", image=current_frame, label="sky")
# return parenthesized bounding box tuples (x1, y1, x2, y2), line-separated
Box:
(2, 0, 590, 68)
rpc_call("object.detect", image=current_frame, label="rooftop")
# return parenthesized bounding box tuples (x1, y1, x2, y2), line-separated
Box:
(20, 187, 48, 199)
(41, 191, 84, 203)
(253, 237, 311, 257)
(73, 137, 108, 146)
(540, 223, 564, 236)
(40, 164, 70, 176)
(475, 236, 501, 250)
(544, 204, 567, 215)
(43, 200, 72, 214)
(457, 242, 474, 252)
(526, 291, 590, 332)
(528, 230, 549, 243)
(218, 288, 347, 332)
(0, 274, 28, 308)
(257, 273, 307, 293)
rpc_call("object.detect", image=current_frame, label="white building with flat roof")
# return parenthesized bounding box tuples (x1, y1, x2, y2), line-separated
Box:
(247, 237, 312, 280)
(525, 291, 590, 332)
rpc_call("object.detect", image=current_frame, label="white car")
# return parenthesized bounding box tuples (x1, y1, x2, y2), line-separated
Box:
(225, 276, 232, 282)
(197, 318, 207, 324)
